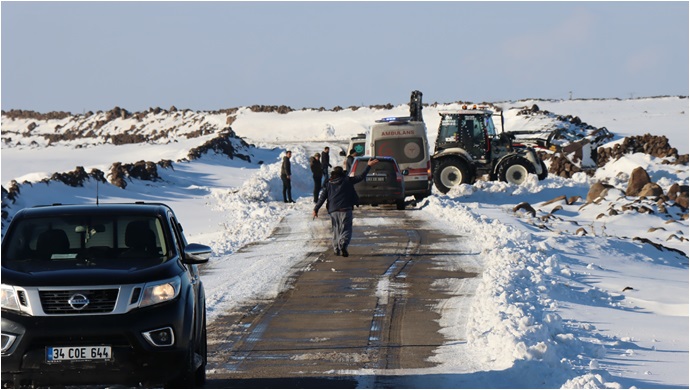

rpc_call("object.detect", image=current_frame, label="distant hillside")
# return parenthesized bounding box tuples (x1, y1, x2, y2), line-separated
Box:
(2, 97, 687, 189)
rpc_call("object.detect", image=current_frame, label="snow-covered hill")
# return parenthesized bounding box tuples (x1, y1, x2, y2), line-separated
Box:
(1, 96, 688, 388)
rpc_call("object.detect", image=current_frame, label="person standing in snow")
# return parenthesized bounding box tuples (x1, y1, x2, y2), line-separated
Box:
(321, 146, 331, 183)
(310, 152, 323, 203)
(345, 148, 357, 174)
(280, 150, 295, 203)
(313, 158, 379, 257)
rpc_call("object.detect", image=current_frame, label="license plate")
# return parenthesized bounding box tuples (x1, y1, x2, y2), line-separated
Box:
(366, 176, 386, 182)
(46, 346, 112, 362)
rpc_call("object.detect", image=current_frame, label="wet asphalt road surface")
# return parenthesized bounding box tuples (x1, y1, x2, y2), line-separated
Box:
(205, 205, 478, 388)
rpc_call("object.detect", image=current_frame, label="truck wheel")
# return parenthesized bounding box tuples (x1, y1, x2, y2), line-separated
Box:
(537, 160, 548, 180)
(165, 343, 197, 388)
(166, 316, 206, 388)
(433, 158, 471, 194)
(195, 326, 207, 386)
(498, 156, 535, 185)
(396, 199, 406, 210)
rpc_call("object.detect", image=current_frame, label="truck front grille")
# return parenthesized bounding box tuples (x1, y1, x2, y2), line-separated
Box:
(39, 289, 119, 314)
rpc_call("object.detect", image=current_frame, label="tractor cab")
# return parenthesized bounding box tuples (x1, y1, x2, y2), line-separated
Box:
(435, 106, 500, 162)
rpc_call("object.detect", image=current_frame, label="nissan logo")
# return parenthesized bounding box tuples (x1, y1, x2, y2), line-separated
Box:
(68, 294, 90, 310)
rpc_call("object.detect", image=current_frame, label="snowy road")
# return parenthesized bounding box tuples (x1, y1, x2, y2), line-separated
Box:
(204, 204, 482, 387)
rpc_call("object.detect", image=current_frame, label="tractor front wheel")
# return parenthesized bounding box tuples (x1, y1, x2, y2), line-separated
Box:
(498, 156, 535, 185)
(433, 158, 471, 194)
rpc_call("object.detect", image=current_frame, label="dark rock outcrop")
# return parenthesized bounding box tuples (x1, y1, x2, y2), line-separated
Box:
(186, 129, 251, 162)
(638, 182, 664, 198)
(587, 182, 614, 203)
(626, 167, 652, 196)
(109, 161, 162, 189)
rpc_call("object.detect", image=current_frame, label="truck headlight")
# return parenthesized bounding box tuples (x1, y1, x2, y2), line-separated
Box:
(1, 284, 21, 312)
(139, 277, 180, 308)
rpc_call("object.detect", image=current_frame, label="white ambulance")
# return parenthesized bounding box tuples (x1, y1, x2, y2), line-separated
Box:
(366, 116, 432, 200)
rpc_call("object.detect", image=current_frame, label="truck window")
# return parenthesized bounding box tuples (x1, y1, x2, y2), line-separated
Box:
(485, 116, 497, 138)
(439, 115, 459, 143)
(352, 141, 365, 155)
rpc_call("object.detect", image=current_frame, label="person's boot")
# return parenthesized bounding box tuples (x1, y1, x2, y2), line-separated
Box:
(342, 248, 349, 257)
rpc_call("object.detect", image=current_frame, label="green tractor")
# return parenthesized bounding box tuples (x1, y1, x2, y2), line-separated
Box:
(431, 105, 548, 193)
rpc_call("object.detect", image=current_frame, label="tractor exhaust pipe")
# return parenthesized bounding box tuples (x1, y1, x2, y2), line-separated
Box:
(410, 90, 423, 122)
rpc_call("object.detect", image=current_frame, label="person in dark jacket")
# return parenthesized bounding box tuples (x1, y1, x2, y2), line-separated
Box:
(313, 158, 379, 257)
(280, 150, 294, 203)
(345, 148, 357, 174)
(321, 147, 331, 183)
(309, 152, 323, 203)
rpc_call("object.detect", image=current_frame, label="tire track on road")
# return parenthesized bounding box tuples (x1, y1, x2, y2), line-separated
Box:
(206, 206, 479, 384)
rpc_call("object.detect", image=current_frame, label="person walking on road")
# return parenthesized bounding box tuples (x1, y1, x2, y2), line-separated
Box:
(281, 150, 295, 203)
(313, 158, 379, 257)
(310, 152, 323, 203)
(321, 146, 331, 183)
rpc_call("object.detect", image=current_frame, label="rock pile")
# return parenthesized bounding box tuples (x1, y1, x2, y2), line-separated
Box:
(104, 106, 131, 121)
(585, 166, 688, 219)
(4, 180, 22, 203)
(369, 103, 395, 110)
(185, 128, 252, 162)
(108, 133, 149, 145)
(2, 105, 233, 148)
(597, 134, 688, 166)
(109, 161, 168, 189)
(511, 165, 687, 256)
(542, 152, 583, 179)
(2, 109, 72, 121)
(516, 104, 599, 132)
(43, 166, 107, 187)
(248, 105, 294, 114)
(543, 133, 689, 179)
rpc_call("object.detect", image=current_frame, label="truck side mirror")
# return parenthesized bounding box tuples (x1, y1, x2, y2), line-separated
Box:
(183, 243, 212, 264)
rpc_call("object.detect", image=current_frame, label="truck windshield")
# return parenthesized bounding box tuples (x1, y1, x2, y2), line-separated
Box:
(353, 159, 397, 176)
(2, 215, 170, 272)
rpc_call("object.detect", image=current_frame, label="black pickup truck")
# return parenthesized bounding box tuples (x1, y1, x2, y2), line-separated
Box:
(1, 203, 211, 388)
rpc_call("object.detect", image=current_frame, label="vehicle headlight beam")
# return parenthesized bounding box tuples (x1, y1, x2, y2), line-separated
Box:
(139, 277, 181, 308)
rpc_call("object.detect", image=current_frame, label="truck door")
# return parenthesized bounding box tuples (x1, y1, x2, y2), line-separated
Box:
(459, 116, 487, 160)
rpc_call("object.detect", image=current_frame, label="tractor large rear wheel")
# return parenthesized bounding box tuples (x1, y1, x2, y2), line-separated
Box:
(433, 158, 471, 194)
(498, 156, 535, 185)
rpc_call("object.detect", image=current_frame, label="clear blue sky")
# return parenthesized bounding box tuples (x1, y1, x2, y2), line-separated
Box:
(2, 1, 688, 113)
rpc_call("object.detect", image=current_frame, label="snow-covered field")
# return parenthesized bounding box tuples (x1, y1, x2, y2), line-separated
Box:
(1, 97, 688, 388)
